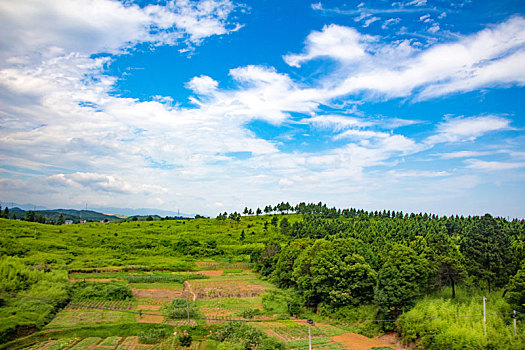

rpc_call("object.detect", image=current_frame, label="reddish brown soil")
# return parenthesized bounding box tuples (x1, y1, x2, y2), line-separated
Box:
(377, 332, 405, 349)
(120, 336, 139, 350)
(331, 333, 396, 350)
(195, 270, 223, 276)
(136, 304, 162, 311)
(189, 280, 265, 299)
(69, 278, 117, 282)
(199, 308, 234, 317)
(35, 340, 56, 349)
(132, 288, 185, 299)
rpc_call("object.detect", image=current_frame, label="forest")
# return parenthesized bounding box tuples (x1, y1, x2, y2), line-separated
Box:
(1, 202, 524, 349)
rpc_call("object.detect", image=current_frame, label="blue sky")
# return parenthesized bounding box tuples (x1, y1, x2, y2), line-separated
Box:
(1, 0, 524, 217)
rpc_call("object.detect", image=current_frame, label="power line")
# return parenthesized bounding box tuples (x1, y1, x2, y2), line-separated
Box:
(5, 292, 521, 324)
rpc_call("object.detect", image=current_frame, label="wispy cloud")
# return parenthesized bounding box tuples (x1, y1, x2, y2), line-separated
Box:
(311, 2, 440, 16)
(0, 0, 241, 63)
(426, 115, 511, 145)
(465, 159, 525, 171)
(285, 16, 525, 100)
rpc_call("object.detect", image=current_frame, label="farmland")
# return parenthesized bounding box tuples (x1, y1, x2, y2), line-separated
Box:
(1, 203, 525, 349)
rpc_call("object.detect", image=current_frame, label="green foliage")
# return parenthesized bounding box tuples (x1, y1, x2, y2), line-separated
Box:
(461, 214, 513, 291)
(138, 327, 167, 344)
(0, 256, 41, 292)
(397, 288, 524, 350)
(70, 281, 133, 301)
(374, 244, 431, 320)
(178, 330, 193, 347)
(213, 321, 285, 350)
(164, 298, 199, 320)
(506, 266, 525, 315)
(0, 257, 71, 344)
(125, 273, 208, 283)
(293, 239, 377, 308)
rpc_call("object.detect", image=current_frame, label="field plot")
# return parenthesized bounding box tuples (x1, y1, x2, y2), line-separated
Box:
(196, 296, 263, 319)
(189, 279, 265, 299)
(331, 333, 398, 350)
(45, 308, 134, 329)
(131, 288, 185, 300)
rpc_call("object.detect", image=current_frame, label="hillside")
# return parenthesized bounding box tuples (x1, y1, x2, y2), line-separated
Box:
(1, 205, 525, 349)
(3, 208, 121, 224)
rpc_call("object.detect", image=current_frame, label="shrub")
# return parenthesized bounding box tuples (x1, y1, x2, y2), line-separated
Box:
(213, 321, 284, 349)
(178, 330, 192, 347)
(139, 327, 167, 344)
(70, 281, 133, 301)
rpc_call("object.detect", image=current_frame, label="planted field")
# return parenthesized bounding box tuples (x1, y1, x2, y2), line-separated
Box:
(189, 279, 266, 299)
(45, 309, 135, 329)
(67, 300, 134, 311)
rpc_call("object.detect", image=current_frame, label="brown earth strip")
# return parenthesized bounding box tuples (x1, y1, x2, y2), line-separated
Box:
(194, 270, 223, 276)
(331, 333, 396, 350)
(132, 288, 185, 299)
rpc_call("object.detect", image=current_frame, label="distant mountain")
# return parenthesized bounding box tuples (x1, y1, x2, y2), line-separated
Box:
(0, 201, 194, 219)
(4, 208, 120, 224)
(90, 206, 194, 218)
(0, 201, 47, 211)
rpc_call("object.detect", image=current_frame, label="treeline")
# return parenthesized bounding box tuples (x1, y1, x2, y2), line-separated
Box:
(0, 206, 121, 224)
(251, 203, 525, 323)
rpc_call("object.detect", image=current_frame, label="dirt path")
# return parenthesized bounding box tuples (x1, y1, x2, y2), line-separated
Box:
(331, 333, 399, 350)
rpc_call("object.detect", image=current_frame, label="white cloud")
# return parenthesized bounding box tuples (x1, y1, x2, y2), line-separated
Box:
(286, 16, 525, 100)
(439, 150, 494, 159)
(48, 172, 168, 194)
(465, 159, 525, 171)
(426, 115, 511, 144)
(283, 24, 372, 67)
(1, 2, 524, 216)
(382, 17, 401, 29)
(186, 75, 219, 95)
(0, 0, 240, 64)
(303, 115, 372, 131)
(406, 0, 427, 6)
(388, 170, 450, 177)
(363, 16, 381, 27)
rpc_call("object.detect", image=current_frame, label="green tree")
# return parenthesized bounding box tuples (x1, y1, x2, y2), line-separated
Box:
(57, 213, 65, 225)
(374, 244, 431, 319)
(280, 217, 290, 235)
(293, 239, 377, 308)
(271, 239, 311, 288)
(506, 266, 525, 315)
(461, 214, 512, 291)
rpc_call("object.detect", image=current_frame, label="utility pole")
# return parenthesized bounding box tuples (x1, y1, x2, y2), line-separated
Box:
(186, 286, 190, 323)
(307, 319, 314, 350)
(513, 310, 517, 336)
(483, 296, 487, 336)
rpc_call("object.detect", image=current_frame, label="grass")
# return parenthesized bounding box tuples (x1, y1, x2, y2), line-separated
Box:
(285, 337, 343, 349)
(98, 336, 121, 346)
(45, 309, 135, 329)
(1, 324, 175, 350)
(397, 287, 525, 350)
(0, 215, 290, 271)
(69, 337, 100, 349)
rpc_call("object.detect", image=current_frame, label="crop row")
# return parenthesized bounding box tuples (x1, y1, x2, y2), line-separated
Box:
(68, 300, 134, 310)
(125, 274, 208, 283)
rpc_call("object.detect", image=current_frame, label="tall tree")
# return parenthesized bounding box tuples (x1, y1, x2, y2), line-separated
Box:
(374, 244, 431, 319)
(461, 214, 512, 291)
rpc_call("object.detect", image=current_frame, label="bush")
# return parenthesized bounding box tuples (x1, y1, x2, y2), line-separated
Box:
(213, 321, 284, 349)
(178, 330, 192, 347)
(70, 281, 133, 301)
(139, 327, 167, 344)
